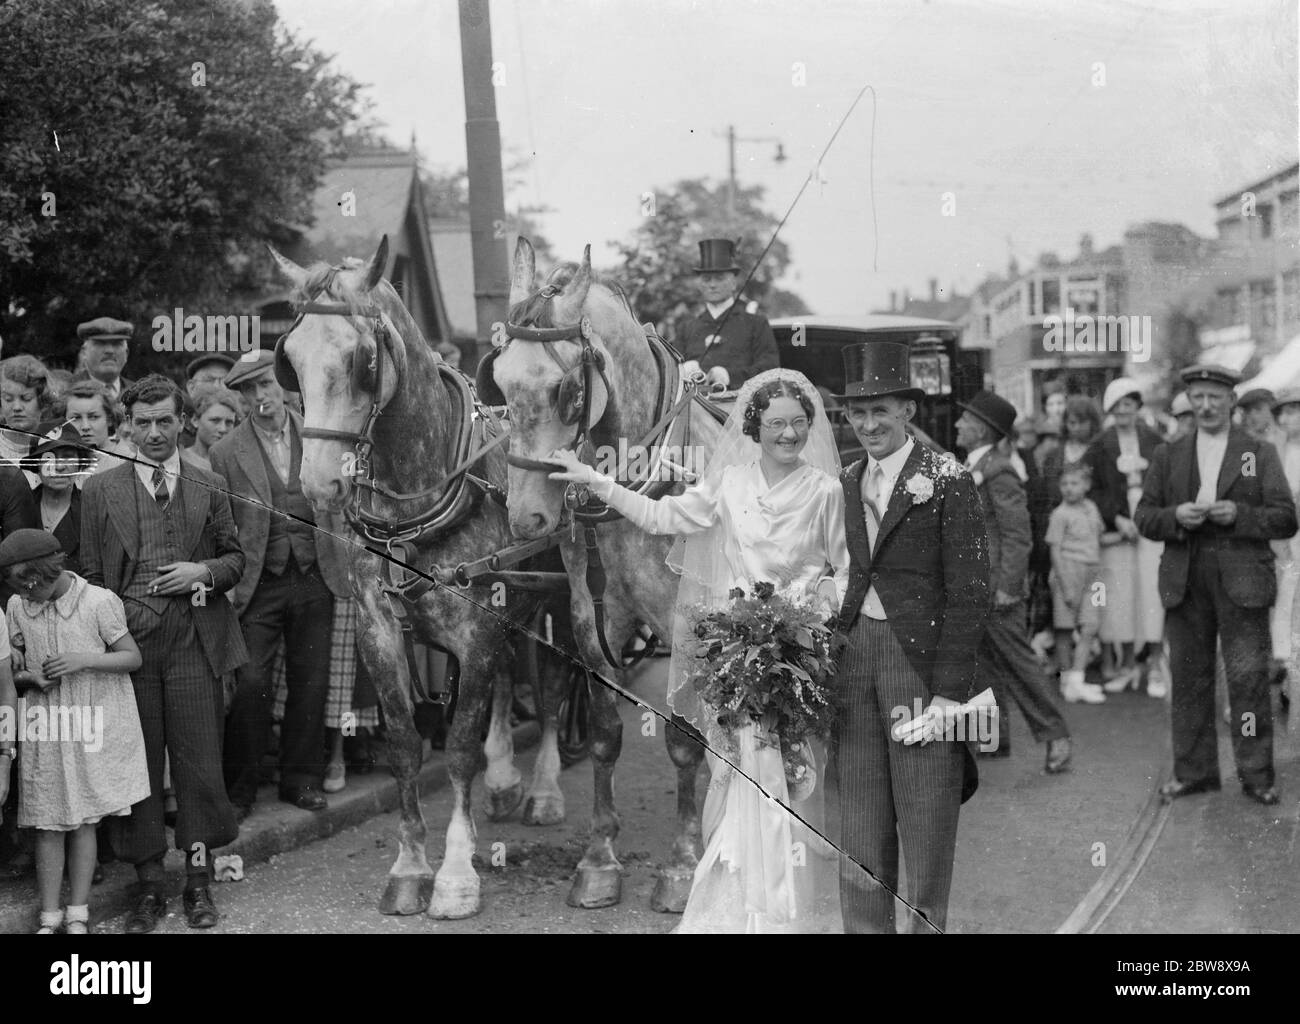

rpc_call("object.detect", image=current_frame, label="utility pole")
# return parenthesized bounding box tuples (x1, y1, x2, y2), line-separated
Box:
(458, 0, 510, 366)
(716, 124, 786, 226)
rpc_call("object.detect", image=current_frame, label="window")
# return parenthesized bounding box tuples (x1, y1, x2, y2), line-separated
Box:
(1250, 280, 1276, 332)
(1283, 270, 1300, 327)
(1258, 203, 1274, 239)
(1215, 287, 1245, 328)
(1040, 278, 1061, 316)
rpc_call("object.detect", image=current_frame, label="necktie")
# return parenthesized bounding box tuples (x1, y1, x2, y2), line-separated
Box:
(864, 464, 883, 533)
(151, 466, 169, 508)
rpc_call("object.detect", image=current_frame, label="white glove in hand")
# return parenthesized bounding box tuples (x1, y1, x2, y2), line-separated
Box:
(680, 359, 703, 380)
(705, 366, 731, 388)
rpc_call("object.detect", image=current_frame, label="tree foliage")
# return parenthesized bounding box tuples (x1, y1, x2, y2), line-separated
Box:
(0, 0, 371, 364)
(607, 178, 809, 338)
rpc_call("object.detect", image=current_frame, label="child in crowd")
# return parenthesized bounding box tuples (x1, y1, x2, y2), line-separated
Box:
(0, 529, 149, 934)
(1046, 462, 1116, 704)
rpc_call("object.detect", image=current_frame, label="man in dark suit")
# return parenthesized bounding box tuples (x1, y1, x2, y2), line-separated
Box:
(1135, 364, 1297, 806)
(830, 342, 990, 934)
(81, 374, 246, 931)
(72, 317, 134, 403)
(958, 392, 1074, 770)
(676, 238, 778, 391)
(210, 349, 346, 818)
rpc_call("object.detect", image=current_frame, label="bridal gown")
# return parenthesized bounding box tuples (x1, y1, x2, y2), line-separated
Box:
(593, 459, 850, 933)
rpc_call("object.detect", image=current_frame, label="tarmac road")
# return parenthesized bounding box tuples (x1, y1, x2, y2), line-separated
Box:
(90, 657, 1298, 935)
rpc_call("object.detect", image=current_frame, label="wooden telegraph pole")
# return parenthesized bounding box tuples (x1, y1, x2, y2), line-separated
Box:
(458, 0, 510, 366)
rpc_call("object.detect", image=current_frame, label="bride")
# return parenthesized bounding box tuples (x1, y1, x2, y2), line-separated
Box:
(546, 368, 850, 933)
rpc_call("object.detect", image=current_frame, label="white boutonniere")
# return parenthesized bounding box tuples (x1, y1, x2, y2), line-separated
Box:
(904, 473, 935, 505)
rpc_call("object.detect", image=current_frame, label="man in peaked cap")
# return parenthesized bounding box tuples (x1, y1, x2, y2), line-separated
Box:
(827, 341, 990, 933)
(210, 347, 350, 821)
(956, 391, 1076, 767)
(1136, 363, 1297, 806)
(180, 354, 237, 450)
(73, 317, 134, 402)
(676, 238, 778, 391)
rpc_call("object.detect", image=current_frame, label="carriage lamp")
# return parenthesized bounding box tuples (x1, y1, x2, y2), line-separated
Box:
(909, 335, 951, 397)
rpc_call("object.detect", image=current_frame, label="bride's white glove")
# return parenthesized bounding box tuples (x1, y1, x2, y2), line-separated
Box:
(544, 449, 613, 497)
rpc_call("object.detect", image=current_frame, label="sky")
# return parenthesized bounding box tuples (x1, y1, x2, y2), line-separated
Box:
(272, 0, 1299, 317)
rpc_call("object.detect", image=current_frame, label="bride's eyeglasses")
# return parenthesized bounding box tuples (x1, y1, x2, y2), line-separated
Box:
(761, 417, 810, 433)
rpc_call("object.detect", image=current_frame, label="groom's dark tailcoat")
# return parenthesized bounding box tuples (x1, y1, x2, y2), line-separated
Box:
(1134, 427, 1296, 790)
(834, 443, 990, 933)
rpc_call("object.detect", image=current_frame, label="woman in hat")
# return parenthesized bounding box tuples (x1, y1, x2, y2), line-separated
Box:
(1085, 378, 1168, 696)
(27, 424, 94, 577)
(0, 529, 149, 933)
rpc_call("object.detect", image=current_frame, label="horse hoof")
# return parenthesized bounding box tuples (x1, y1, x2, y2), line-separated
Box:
(522, 794, 566, 827)
(428, 876, 482, 920)
(378, 873, 435, 916)
(485, 780, 524, 822)
(649, 867, 694, 914)
(566, 865, 622, 909)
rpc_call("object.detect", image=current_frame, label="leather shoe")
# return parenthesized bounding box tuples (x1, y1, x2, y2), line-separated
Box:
(182, 886, 218, 928)
(1159, 777, 1221, 802)
(123, 889, 166, 934)
(1045, 737, 1072, 774)
(1242, 784, 1279, 806)
(279, 786, 327, 812)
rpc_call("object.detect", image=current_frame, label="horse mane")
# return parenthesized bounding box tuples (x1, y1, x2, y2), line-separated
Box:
(508, 262, 637, 328)
(298, 257, 431, 355)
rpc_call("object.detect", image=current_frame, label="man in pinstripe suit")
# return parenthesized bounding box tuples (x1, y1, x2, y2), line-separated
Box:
(81, 375, 247, 932)
(830, 343, 990, 934)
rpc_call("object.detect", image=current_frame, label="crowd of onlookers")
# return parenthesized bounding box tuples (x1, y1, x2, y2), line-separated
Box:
(0, 318, 402, 933)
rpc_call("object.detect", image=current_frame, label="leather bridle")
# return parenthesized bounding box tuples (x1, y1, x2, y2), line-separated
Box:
(275, 274, 507, 548)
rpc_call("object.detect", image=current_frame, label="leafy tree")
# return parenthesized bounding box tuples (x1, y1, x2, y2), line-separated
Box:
(607, 178, 809, 337)
(0, 0, 370, 365)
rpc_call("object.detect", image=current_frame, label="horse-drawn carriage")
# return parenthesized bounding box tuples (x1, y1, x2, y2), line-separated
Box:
(270, 235, 975, 921)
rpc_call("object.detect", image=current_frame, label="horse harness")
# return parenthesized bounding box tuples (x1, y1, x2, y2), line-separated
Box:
(474, 284, 727, 669)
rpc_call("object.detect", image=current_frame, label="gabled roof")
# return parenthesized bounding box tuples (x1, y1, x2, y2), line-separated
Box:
(295, 149, 422, 265)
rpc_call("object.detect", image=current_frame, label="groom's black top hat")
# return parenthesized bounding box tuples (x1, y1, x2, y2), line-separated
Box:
(833, 341, 926, 405)
(694, 238, 741, 274)
(958, 390, 1018, 440)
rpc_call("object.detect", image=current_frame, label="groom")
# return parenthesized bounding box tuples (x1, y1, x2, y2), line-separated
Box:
(829, 342, 990, 933)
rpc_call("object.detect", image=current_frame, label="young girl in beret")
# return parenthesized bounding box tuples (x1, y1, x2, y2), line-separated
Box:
(0, 529, 148, 933)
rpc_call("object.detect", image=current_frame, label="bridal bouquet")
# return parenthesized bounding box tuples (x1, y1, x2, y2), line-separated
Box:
(683, 581, 838, 800)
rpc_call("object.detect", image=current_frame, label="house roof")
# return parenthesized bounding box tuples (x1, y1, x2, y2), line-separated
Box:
(429, 219, 477, 339)
(296, 149, 421, 265)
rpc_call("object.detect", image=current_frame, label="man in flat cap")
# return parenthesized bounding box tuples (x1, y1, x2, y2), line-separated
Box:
(676, 238, 778, 391)
(956, 391, 1075, 770)
(73, 317, 134, 402)
(1136, 364, 1297, 806)
(209, 349, 349, 820)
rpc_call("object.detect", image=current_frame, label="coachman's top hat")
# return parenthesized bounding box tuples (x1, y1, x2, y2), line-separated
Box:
(832, 342, 926, 405)
(959, 390, 1018, 441)
(694, 238, 741, 274)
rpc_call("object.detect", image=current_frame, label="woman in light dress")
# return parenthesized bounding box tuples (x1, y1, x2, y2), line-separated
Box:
(0, 530, 149, 933)
(1086, 379, 1168, 696)
(546, 368, 849, 934)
